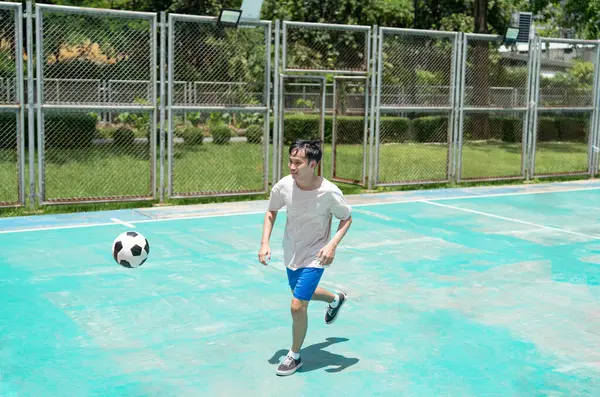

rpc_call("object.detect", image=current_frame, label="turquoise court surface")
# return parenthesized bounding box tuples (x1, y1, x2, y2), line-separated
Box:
(2, 180, 600, 396)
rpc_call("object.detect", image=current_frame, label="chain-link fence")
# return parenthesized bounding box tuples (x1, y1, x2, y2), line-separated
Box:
(331, 76, 368, 185)
(0, 3, 24, 207)
(167, 14, 270, 198)
(282, 22, 371, 74)
(529, 37, 599, 178)
(277, 21, 372, 186)
(276, 74, 326, 179)
(40, 109, 154, 202)
(373, 28, 458, 186)
(35, 4, 157, 204)
(6, 2, 600, 210)
(456, 34, 531, 182)
(169, 110, 267, 197)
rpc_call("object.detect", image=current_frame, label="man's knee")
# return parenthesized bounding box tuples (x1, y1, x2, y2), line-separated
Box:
(290, 298, 308, 317)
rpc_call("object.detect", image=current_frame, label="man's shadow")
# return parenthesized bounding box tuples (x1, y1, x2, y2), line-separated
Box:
(268, 337, 359, 373)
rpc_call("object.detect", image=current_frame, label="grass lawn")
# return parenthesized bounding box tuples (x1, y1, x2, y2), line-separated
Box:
(0, 140, 590, 206)
(0, 149, 19, 204)
(172, 142, 266, 195)
(326, 141, 589, 184)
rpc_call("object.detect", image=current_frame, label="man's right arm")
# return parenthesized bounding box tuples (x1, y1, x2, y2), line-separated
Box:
(259, 183, 284, 265)
(258, 210, 277, 265)
(261, 210, 277, 245)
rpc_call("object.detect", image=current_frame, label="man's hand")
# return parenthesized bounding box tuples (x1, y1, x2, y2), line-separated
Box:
(258, 242, 271, 265)
(318, 243, 337, 266)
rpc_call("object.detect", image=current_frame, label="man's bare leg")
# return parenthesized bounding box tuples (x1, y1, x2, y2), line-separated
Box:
(311, 286, 336, 303)
(276, 297, 308, 376)
(311, 286, 347, 324)
(290, 298, 309, 353)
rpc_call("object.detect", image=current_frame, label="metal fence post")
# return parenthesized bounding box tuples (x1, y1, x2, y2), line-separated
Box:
(264, 19, 272, 192)
(522, 33, 536, 180)
(35, 3, 44, 205)
(15, 3, 25, 206)
(151, 11, 158, 201)
(272, 20, 280, 186)
(590, 43, 600, 177)
(26, 1, 35, 210)
(159, 11, 166, 202)
(367, 25, 378, 190)
(449, 31, 462, 183)
(528, 36, 541, 178)
(167, 12, 174, 198)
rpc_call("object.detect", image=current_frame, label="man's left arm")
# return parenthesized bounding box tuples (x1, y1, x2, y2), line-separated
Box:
(318, 192, 353, 265)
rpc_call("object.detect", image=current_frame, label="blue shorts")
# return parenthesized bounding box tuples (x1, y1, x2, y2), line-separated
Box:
(286, 267, 324, 301)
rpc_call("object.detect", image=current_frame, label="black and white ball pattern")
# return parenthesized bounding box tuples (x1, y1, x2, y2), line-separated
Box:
(112, 231, 150, 268)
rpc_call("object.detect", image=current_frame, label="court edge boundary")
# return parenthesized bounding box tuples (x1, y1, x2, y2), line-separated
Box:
(2, 184, 600, 234)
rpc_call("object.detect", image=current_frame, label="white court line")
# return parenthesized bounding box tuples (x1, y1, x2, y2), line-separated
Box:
(422, 200, 600, 241)
(0, 221, 117, 234)
(352, 185, 600, 208)
(110, 218, 136, 228)
(1, 185, 600, 235)
(0, 211, 267, 234)
(132, 210, 266, 225)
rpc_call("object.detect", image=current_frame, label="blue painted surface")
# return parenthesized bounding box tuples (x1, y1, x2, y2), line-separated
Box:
(2, 182, 600, 395)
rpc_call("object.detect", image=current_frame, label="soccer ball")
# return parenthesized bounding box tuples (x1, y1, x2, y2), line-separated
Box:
(112, 231, 150, 268)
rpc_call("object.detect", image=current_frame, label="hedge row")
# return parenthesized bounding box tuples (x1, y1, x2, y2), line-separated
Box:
(272, 114, 590, 144)
(271, 114, 449, 144)
(0, 112, 97, 149)
(0, 112, 588, 150)
(537, 116, 589, 142)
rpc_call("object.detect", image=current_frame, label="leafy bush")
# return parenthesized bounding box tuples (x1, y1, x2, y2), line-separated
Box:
(283, 114, 321, 144)
(334, 116, 364, 144)
(113, 127, 135, 146)
(179, 126, 204, 146)
(211, 125, 232, 145)
(537, 117, 559, 142)
(556, 116, 588, 142)
(0, 112, 16, 149)
(45, 113, 98, 148)
(498, 116, 521, 143)
(246, 125, 263, 144)
(0, 112, 97, 149)
(413, 116, 448, 143)
(380, 117, 410, 143)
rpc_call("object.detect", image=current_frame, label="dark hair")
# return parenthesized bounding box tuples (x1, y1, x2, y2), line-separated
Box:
(289, 139, 322, 165)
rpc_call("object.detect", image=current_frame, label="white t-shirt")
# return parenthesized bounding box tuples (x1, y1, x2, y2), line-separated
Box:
(268, 175, 352, 270)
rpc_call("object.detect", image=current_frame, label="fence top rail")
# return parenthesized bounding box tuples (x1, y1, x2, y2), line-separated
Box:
(539, 37, 600, 45)
(280, 74, 326, 82)
(464, 33, 503, 41)
(0, 2, 21, 10)
(333, 75, 369, 81)
(283, 20, 371, 32)
(283, 68, 368, 75)
(536, 106, 595, 112)
(36, 3, 156, 19)
(380, 27, 457, 38)
(169, 13, 271, 28)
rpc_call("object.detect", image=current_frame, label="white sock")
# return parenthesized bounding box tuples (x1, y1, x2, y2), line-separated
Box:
(288, 350, 300, 360)
(330, 294, 340, 308)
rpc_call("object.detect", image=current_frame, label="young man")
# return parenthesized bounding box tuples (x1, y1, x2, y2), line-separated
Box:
(258, 139, 353, 376)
